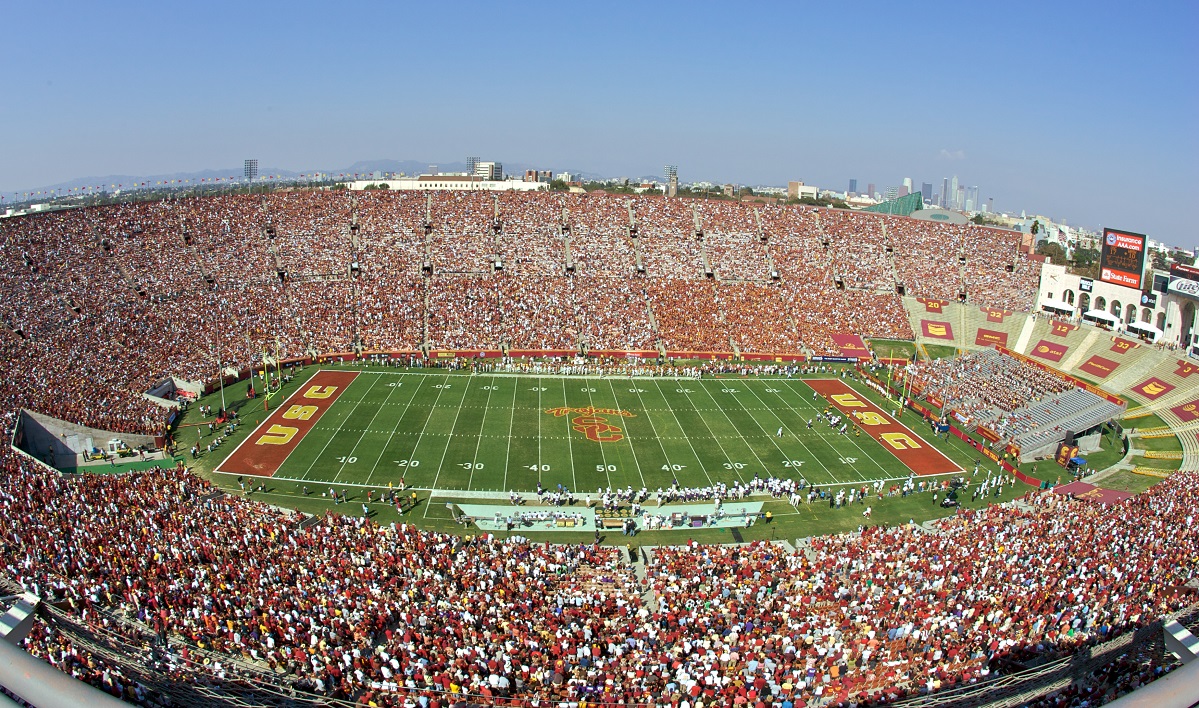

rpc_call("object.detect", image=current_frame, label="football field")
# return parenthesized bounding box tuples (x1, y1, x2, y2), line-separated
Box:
(216, 369, 968, 495)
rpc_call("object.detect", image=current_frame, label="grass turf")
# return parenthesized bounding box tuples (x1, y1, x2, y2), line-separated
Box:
(226, 368, 980, 494)
(167, 362, 1127, 541)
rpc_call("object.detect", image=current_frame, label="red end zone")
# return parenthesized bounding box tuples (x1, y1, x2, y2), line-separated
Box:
(805, 379, 961, 476)
(216, 370, 359, 478)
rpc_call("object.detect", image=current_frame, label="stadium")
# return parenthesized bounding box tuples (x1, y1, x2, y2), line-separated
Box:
(0, 188, 1197, 708)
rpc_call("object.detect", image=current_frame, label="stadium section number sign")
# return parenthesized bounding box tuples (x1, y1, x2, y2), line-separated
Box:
(1098, 228, 1147, 289)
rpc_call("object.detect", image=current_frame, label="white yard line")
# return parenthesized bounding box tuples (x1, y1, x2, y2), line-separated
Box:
(603, 379, 647, 489)
(363, 374, 428, 487)
(782, 379, 899, 480)
(466, 380, 497, 489)
(700, 378, 800, 479)
(424, 376, 473, 517)
(622, 380, 703, 481)
(502, 377, 519, 491)
(649, 380, 717, 487)
(299, 374, 382, 481)
(537, 379, 544, 489)
(560, 378, 581, 492)
(331, 375, 401, 484)
(689, 379, 770, 482)
(740, 379, 833, 476)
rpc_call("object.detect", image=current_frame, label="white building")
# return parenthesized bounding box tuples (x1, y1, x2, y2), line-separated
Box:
(474, 162, 503, 181)
(346, 176, 546, 192)
(1035, 262, 1197, 346)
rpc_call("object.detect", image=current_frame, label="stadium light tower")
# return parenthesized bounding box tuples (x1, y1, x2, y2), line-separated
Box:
(244, 159, 258, 183)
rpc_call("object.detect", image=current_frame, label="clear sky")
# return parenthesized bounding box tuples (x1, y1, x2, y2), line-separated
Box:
(1, 1, 1195, 248)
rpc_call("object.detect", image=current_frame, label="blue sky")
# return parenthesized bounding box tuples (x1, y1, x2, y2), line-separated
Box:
(1, 1, 1195, 248)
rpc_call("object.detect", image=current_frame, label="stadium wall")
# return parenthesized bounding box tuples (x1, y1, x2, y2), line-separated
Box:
(17, 410, 156, 463)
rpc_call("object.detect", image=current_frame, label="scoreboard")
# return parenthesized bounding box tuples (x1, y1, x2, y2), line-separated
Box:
(1098, 228, 1147, 289)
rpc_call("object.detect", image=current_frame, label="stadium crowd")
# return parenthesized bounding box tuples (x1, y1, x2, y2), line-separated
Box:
(1, 426, 1194, 707)
(0, 190, 1037, 436)
(905, 349, 1074, 425)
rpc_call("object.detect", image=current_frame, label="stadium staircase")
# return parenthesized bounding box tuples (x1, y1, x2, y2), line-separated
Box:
(957, 305, 1029, 353)
(633, 547, 658, 608)
(1059, 328, 1104, 371)
(957, 299, 968, 354)
(1012, 314, 1038, 354)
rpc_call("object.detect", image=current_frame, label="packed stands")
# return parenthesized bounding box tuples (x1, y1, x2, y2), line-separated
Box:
(574, 277, 656, 351)
(0, 187, 1194, 706)
(0, 190, 1061, 436)
(822, 209, 891, 291)
(426, 274, 503, 349)
(886, 216, 963, 301)
(963, 226, 1040, 311)
(908, 348, 1075, 423)
(906, 348, 1123, 459)
(646, 279, 726, 351)
(718, 282, 798, 353)
(1, 435, 1195, 706)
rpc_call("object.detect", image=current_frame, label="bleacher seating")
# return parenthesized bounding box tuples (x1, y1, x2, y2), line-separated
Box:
(0, 187, 1197, 708)
(0, 189, 1127, 437)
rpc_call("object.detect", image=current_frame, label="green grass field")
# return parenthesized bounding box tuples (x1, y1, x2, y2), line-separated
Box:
(148, 361, 1137, 541)
(221, 368, 982, 496)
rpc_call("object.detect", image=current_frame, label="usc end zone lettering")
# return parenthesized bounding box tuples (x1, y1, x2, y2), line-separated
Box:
(805, 379, 961, 476)
(545, 405, 636, 443)
(255, 388, 340, 446)
(218, 370, 360, 477)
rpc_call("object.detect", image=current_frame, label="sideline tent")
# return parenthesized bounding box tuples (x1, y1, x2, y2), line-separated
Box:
(1128, 321, 1163, 341)
(1083, 309, 1120, 325)
(1040, 298, 1074, 314)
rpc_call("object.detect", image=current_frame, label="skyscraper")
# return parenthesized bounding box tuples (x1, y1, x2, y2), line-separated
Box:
(902, 177, 913, 192)
(921, 182, 933, 203)
(848, 178, 858, 195)
(867, 183, 876, 200)
(949, 175, 959, 209)
(987, 197, 994, 213)
(941, 177, 949, 208)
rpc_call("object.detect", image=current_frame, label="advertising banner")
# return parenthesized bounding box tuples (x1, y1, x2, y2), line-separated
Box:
(1110, 337, 1139, 355)
(1169, 278, 1199, 301)
(975, 329, 1009, 347)
(1078, 355, 1119, 379)
(984, 308, 1012, 323)
(830, 334, 871, 357)
(1098, 228, 1147, 289)
(1029, 340, 1068, 363)
(1171, 399, 1199, 423)
(1049, 320, 1076, 338)
(1131, 377, 1175, 400)
(920, 320, 955, 339)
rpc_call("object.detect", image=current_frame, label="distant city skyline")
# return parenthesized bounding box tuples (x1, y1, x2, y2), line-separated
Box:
(0, 1, 1194, 249)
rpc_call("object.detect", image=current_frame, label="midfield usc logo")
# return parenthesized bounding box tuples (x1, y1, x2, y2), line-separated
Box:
(545, 405, 636, 443)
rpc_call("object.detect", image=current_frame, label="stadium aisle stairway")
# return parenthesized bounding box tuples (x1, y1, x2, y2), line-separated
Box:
(1012, 314, 1038, 354)
(1059, 328, 1103, 371)
(959, 305, 1030, 353)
